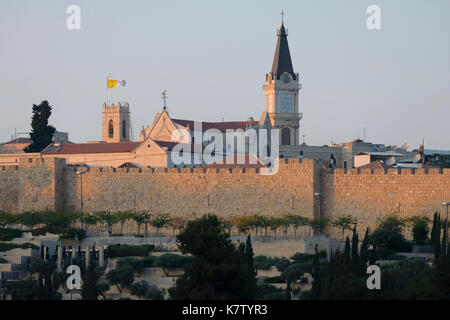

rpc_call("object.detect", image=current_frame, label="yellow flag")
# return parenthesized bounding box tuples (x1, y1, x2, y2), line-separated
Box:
(107, 78, 118, 89)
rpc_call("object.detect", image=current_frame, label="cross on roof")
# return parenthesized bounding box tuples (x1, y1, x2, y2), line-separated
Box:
(161, 90, 168, 110)
(281, 10, 286, 23)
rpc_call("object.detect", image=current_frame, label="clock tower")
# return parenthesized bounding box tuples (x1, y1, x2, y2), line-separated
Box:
(264, 20, 302, 157)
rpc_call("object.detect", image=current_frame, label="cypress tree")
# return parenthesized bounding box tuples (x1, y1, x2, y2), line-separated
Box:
(244, 235, 255, 275)
(344, 237, 351, 261)
(24, 100, 56, 153)
(310, 244, 322, 299)
(351, 226, 359, 273)
(368, 245, 377, 266)
(436, 214, 442, 258)
(442, 220, 448, 256)
(431, 212, 437, 245)
(359, 228, 370, 274)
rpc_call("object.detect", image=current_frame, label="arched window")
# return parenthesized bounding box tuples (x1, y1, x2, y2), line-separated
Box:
(282, 127, 290, 145)
(108, 120, 114, 138)
(122, 120, 127, 138)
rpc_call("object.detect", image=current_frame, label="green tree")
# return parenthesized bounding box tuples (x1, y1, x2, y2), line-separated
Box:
(131, 212, 150, 236)
(155, 253, 192, 277)
(81, 255, 108, 300)
(113, 211, 133, 235)
(431, 212, 438, 245)
(0, 212, 17, 227)
(105, 266, 134, 293)
(285, 214, 309, 236)
(96, 211, 118, 234)
(151, 213, 171, 235)
(169, 215, 257, 299)
(435, 214, 442, 257)
(410, 215, 430, 245)
(344, 236, 351, 267)
(372, 214, 411, 252)
(30, 258, 61, 300)
(244, 235, 255, 276)
(24, 100, 56, 153)
(351, 226, 359, 273)
(309, 217, 330, 235)
(6, 278, 38, 300)
(359, 228, 370, 274)
(332, 215, 357, 240)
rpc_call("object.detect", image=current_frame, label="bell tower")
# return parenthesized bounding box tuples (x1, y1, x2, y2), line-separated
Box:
(264, 19, 302, 157)
(102, 102, 131, 142)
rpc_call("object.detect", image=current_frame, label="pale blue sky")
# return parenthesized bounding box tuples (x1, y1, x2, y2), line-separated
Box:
(1, 0, 449, 149)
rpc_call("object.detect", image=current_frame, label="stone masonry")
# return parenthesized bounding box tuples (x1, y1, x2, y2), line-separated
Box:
(0, 158, 449, 239)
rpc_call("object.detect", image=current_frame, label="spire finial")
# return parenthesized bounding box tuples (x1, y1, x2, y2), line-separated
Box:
(161, 90, 168, 111)
(281, 10, 286, 24)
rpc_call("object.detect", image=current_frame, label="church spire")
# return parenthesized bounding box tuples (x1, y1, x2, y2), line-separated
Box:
(271, 19, 296, 80)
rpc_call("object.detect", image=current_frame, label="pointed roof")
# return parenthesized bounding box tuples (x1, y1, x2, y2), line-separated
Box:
(271, 22, 296, 80)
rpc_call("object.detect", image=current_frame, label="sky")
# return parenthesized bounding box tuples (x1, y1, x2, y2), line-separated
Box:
(1, 0, 449, 149)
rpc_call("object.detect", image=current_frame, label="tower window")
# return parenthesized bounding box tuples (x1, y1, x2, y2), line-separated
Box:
(108, 120, 114, 138)
(122, 120, 127, 138)
(282, 127, 291, 145)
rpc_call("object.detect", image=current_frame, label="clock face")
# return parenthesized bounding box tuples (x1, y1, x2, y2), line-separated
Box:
(281, 73, 291, 84)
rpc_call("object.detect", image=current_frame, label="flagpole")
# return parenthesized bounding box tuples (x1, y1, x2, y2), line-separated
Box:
(107, 73, 112, 104)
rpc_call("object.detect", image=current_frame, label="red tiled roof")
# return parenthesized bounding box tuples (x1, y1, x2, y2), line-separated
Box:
(43, 142, 141, 154)
(172, 119, 259, 133)
(358, 161, 391, 170)
(202, 154, 266, 169)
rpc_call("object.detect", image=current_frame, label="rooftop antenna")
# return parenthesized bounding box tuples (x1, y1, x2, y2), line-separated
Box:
(302, 134, 306, 144)
(161, 90, 168, 111)
(363, 124, 366, 142)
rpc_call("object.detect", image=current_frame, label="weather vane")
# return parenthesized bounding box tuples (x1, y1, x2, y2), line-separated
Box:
(161, 90, 168, 110)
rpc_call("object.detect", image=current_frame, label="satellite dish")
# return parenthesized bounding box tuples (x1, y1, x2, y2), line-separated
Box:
(401, 143, 411, 150)
(385, 157, 396, 166)
(412, 154, 421, 163)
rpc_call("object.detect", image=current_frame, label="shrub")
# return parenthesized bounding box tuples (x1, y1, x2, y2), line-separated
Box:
(291, 287, 300, 295)
(116, 257, 145, 273)
(275, 258, 291, 272)
(0, 242, 38, 252)
(60, 228, 86, 240)
(142, 256, 157, 267)
(145, 285, 165, 300)
(106, 266, 134, 293)
(376, 248, 396, 259)
(257, 284, 286, 300)
(290, 252, 314, 263)
(254, 256, 279, 270)
(412, 217, 429, 245)
(372, 214, 412, 252)
(281, 261, 313, 284)
(263, 276, 283, 283)
(130, 280, 149, 297)
(0, 228, 23, 241)
(107, 244, 154, 258)
(6, 278, 38, 300)
(154, 253, 192, 276)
